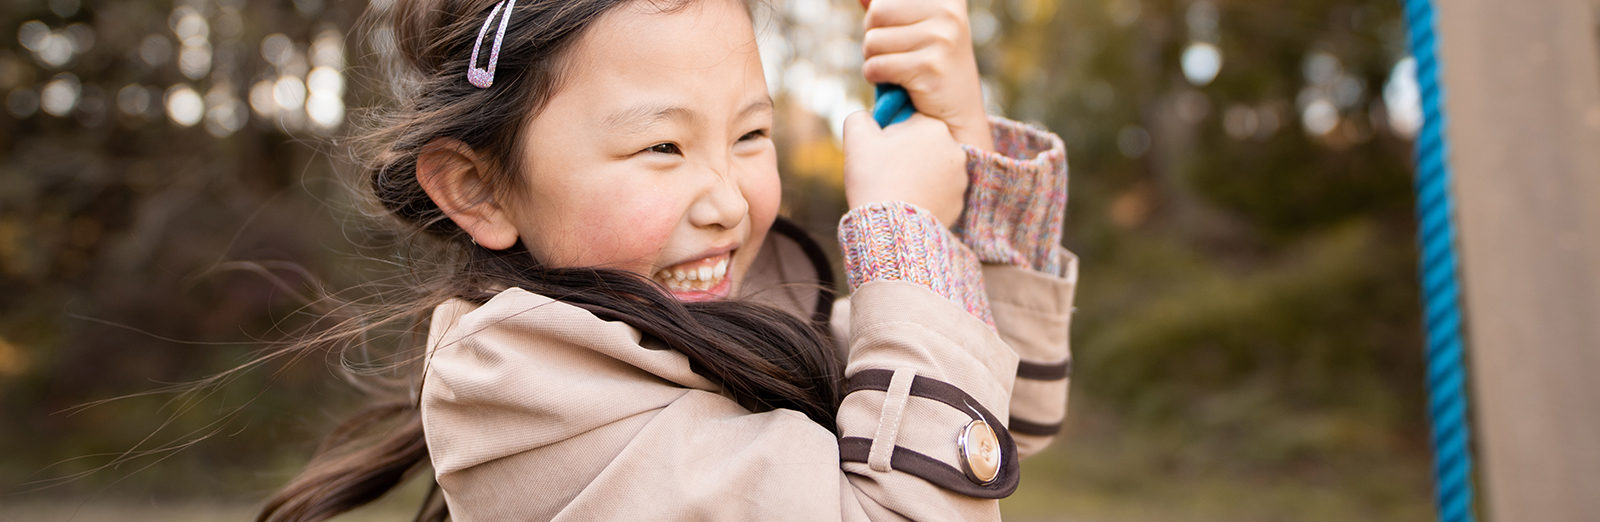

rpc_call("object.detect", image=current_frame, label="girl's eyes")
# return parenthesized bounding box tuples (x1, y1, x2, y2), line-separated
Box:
(645, 142, 681, 155)
(640, 130, 766, 156)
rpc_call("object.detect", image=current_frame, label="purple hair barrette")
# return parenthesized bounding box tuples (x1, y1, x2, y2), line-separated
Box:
(467, 0, 516, 89)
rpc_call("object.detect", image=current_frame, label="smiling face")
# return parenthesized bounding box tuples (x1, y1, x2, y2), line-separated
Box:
(504, 0, 778, 302)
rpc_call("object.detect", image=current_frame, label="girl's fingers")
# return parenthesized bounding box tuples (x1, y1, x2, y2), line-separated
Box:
(897, 112, 948, 136)
(861, 19, 951, 60)
(863, 0, 957, 30)
(862, 47, 949, 93)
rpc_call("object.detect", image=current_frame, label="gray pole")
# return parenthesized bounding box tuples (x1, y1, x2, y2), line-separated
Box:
(1435, 0, 1600, 519)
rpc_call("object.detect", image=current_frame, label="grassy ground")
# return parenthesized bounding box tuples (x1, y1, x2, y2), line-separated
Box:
(1002, 399, 1433, 522)
(0, 477, 430, 522)
(0, 502, 420, 522)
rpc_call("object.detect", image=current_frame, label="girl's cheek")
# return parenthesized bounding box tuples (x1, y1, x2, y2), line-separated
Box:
(743, 159, 782, 233)
(736, 160, 782, 283)
(619, 199, 680, 263)
(553, 193, 678, 270)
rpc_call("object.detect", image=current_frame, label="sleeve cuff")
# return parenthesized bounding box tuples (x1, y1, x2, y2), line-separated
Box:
(956, 116, 1069, 272)
(839, 201, 994, 327)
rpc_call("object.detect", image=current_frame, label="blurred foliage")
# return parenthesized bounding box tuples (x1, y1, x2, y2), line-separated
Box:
(985, 0, 1432, 519)
(1, 0, 1434, 520)
(0, 0, 377, 506)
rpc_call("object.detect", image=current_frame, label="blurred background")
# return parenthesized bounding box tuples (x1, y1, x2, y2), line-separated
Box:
(0, 0, 1435, 520)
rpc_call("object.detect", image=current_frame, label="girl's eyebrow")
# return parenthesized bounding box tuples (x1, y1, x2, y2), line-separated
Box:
(737, 98, 774, 120)
(604, 104, 696, 134)
(603, 98, 775, 135)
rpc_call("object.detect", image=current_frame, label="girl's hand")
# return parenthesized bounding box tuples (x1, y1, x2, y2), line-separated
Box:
(842, 111, 969, 226)
(861, 0, 994, 153)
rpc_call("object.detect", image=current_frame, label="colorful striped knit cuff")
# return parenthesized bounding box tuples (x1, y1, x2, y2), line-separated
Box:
(839, 202, 994, 328)
(956, 116, 1069, 274)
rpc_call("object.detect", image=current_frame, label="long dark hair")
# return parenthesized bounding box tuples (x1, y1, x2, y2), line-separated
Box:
(256, 1, 842, 520)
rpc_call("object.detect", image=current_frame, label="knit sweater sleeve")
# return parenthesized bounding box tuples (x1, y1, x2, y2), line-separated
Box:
(955, 116, 1069, 274)
(839, 201, 994, 328)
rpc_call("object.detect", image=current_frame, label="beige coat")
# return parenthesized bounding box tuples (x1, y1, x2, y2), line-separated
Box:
(422, 229, 1077, 521)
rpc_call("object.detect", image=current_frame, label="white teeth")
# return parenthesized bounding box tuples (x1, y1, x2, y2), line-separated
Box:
(653, 255, 730, 294)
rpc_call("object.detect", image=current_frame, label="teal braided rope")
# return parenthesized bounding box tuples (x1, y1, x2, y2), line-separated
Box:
(873, 83, 916, 127)
(1400, 1, 1477, 521)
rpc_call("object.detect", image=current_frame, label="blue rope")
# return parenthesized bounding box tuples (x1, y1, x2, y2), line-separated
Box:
(872, 83, 916, 127)
(1400, 1, 1477, 521)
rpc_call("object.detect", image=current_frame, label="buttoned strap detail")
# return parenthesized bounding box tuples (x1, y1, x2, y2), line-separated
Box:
(1015, 358, 1071, 381)
(840, 369, 1021, 498)
(868, 368, 917, 472)
(839, 437, 1017, 498)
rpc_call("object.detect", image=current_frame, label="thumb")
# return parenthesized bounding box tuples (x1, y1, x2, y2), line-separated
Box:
(842, 111, 882, 142)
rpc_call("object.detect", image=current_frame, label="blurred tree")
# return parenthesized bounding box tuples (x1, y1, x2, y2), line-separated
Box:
(982, 0, 1434, 519)
(0, 0, 376, 502)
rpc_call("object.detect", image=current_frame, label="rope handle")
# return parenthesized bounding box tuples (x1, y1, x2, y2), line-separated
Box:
(873, 83, 916, 127)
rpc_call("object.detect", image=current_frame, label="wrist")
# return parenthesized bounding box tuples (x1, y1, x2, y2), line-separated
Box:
(846, 196, 960, 229)
(949, 115, 995, 153)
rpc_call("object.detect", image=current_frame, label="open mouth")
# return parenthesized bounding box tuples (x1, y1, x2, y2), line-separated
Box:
(651, 252, 732, 301)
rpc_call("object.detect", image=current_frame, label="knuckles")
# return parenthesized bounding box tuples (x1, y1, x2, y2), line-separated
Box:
(935, 2, 968, 25)
(861, 31, 882, 56)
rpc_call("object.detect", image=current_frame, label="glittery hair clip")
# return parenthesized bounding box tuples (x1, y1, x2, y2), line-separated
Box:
(467, 0, 516, 88)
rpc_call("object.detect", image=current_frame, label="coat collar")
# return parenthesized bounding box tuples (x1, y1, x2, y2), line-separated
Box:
(740, 217, 836, 324)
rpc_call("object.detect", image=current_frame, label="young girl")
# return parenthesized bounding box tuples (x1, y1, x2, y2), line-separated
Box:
(259, 0, 1074, 519)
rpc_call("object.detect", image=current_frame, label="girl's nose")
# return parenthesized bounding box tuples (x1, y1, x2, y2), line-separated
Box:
(687, 166, 748, 231)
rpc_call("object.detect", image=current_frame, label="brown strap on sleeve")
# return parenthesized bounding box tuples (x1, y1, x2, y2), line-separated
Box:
(841, 369, 1021, 498)
(1015, 358, 1071, 381)
(1006, 417, 1062, 436)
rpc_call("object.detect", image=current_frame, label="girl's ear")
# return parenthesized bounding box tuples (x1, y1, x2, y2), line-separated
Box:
(416, 138, 521, 250)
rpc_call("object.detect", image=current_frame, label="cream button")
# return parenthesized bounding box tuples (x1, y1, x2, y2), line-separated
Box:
(958, 419, 1001, 484)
